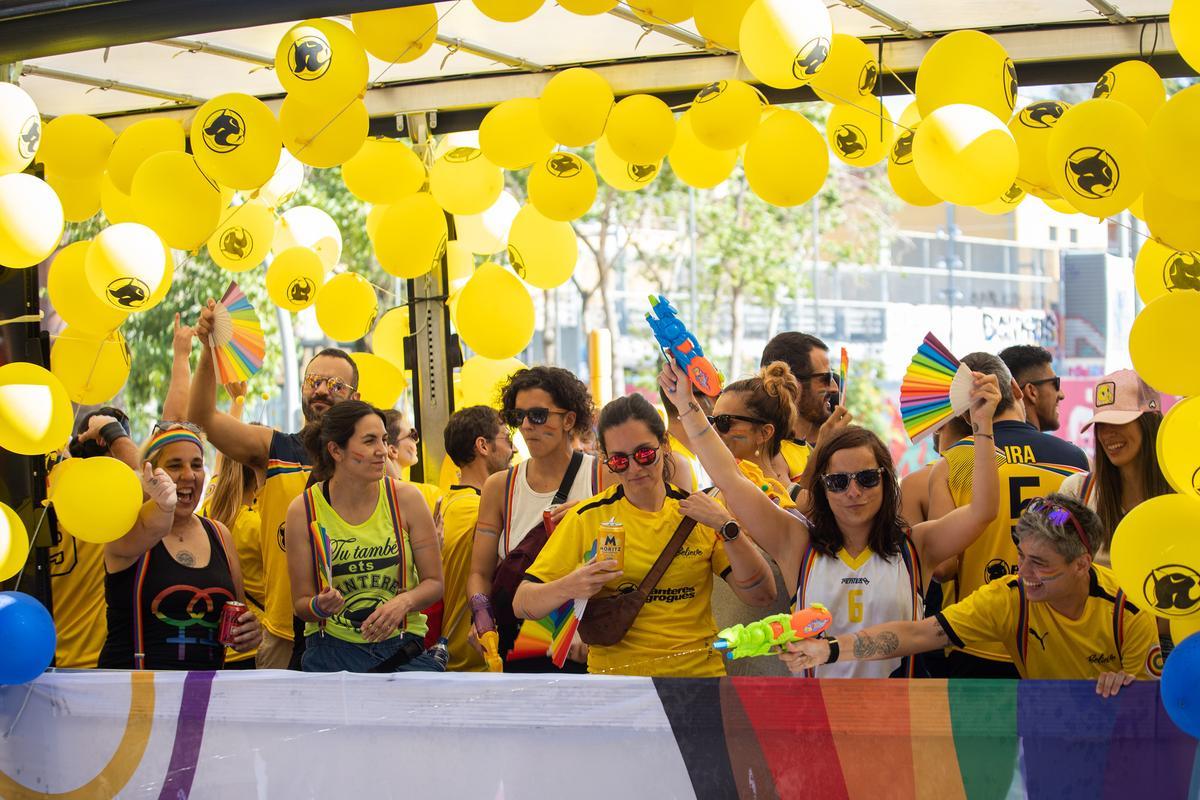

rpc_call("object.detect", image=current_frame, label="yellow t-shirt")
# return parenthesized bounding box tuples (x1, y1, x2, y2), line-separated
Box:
(439, 485, 487, 672)
(527, 484, 730, 678)
(779, 439, 811, 483)
(224, 502, 264, 664)
(407, 481, 443, 514)
(259, 432, 311, 641)
(734, 459, 796, 509)
(48, 526, 106, 668)
(938, 565, 1162, 680)
(944, 436, 1081, 661)
(669, 435, 700, 492)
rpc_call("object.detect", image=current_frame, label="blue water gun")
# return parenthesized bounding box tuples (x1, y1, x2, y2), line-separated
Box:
(646, 294, 723, 397)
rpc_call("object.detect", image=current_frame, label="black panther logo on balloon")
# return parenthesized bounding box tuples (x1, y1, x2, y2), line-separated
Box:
(1066, 147, 1119, 199)
(106, 278, 149, 309)
(858, 61, 878, 95)
(1143, 565, 1200, 616)
(695, 81, 725, 103)
(202, 108, 246, 153)
(1165, 252, 1200, 292)
(17, 116, 40, 159)
(1003, 59, 1018, 110)
(1020, 101, 1068, 130)
(1191, 465, 1200, 494)
(835, 124, 867, 159)
(627, 162, 657, 182)
(1001, 183, 1025, 205)
(792, 37, 830, 80)
(508, 245, 527, 279)
(548, 154, 582, 178)
(289, 37, 332, 81)
(445, 147, 480, 163)
(220, 226, 253, 260)
(288, 277, 315, 304)
(891, 130, 915, 165)
(1094, 70, 1116, 99)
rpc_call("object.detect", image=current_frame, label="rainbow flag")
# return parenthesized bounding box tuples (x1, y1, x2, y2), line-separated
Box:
(510, 599, 585, 667)
(839, 346, 849, 406)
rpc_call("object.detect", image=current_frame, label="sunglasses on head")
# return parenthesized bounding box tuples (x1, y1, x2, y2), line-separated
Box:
(820, 468, 885, 493)
(1019, 497, 1090, 552)
(502, 407, 567, 427)
(303, 374, 355, 395)
(603, 445, 660, 473)
(707, 413, 770, 433)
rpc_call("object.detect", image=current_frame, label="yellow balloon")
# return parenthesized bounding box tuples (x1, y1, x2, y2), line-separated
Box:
(130, 151, 222, 250)
(479, 98, 555, 170)
(1129, 192, 1146, 221)
(106, 118, 185, 195)
(1111, 493, 1200, 620)
(429, 147, 503, 216)
(606, 94, 676, 164)
(146, 247, 174, 311)
(743, 107, 828, 207)
(371, 307, 410, 371)
(539, 68, 614, 147)
(629, 0, 693, 24)
(473, 0, 544, 21)
(460, 355, 528, 407)
(668, 112, 737, 189)
(447, 240, 474, 291)
(275, 205, 341, 270)
(455, 191, 519, 256)
(350, 352, 406, 408)
(36, 114, 113, 177)
(888, 126, 940, 207)
(45, 168, 101, 223)
(1144, 183, 1200, 253)
(351, 5, 438, 63)
(1172, 0, 1200, 74)
(256, 148, 305, 208)
(0, 501, 29, 582)
(456, 262, 534, 360)
(1047, 99, 1146, 218)
(48, 242, 127, 335)
(1157, 397, 1200, 497)
(280, 94, 368, 169)
(528, 152, 598, 221)
(1135, 238, 1200, 304)
(898, 102, 922, 128)
(1092, 60, 1165, 124)
(267, 246, 324, 311)
(1008, 100, 1070, 198)
(738, 0, 831, 90)
(275, 18, 368, 106)
(1042, 194, 1080, 216)
(365, 204, 388, 242)
(50, 456, 143, 544)
(0, 362, 73, 456)
(916, 30, 1016, 121)
(85, 222, 168, 313)
(0, 174, 63, 269)
(207, 201, 276, 272)
(507, 203, 577, 289)
(1130, 292, 1200, 395)
(595, 137, 662, 193)
(0, 83, 40, 175)
(1147, 84, 1200, 203)
(689, 80, 762, 150)
(1171, 616, 1200, 645)
(315, 272, 378, 342)
(974, 182, 1026, 215)
(559, 0, 617, 14)
(913, 104, 1018, 207)
(827, 102, 893, 167)
(374, 193, 448, 278)
(51, 327, 130, 405)
(100, 172, 137, 224)
(811, 35, 879, 106)
(190, 93, 281, 191)
(342, 137, 426, 204)
(693, 0, 751, 50)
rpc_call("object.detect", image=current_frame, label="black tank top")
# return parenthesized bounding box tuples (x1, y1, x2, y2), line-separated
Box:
(99, 516, 236, 670)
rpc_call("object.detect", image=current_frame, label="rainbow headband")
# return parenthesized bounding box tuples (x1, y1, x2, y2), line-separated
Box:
(144, 429, 204, 462)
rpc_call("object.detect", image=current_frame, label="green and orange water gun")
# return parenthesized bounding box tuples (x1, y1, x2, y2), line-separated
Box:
(712, 604, 833, 660)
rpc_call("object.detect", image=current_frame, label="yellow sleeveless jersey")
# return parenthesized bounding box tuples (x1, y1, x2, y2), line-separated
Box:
(438, 485, 487, 672)
(779, 439, 811, 483)
(259, 432, 311, 641)
(48, 527, 106, 668)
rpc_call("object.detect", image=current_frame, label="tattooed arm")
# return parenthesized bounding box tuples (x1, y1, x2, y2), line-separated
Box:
(778, 617, 952, 675)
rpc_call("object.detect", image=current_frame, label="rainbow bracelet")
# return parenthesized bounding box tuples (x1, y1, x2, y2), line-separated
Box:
(309, 596, 332, 620)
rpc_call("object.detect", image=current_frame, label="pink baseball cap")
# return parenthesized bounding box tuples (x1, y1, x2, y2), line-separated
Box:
(1081, 370, 1162, 431)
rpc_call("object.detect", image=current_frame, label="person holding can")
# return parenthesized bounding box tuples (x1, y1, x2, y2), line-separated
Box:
(513, 394, 777, 677)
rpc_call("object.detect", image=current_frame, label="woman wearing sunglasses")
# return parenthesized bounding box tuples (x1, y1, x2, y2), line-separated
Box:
(514, 394, 776, 677)
(659, 358, 1003, 678)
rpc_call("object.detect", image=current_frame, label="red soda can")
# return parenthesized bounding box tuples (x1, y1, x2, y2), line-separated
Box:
(218, 601, 247, 646)
(543, 504, 559, 534)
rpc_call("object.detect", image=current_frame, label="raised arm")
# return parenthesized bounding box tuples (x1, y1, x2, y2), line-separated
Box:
(913, 374, 1002, 568)
(162, 314, 194, 422)
(103, 463, 179, 571)
(779, 616, 953, 675)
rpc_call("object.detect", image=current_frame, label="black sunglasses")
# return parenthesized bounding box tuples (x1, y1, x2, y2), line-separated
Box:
(820, 468, 885, 493)
(392, 428, 419, 444)
(707, 413, 770, 433)
(1025, 376, 1061, 391)
(603, 445, 660, 473)
(502, 407, 568, 427)
(795, 370, 836, 386)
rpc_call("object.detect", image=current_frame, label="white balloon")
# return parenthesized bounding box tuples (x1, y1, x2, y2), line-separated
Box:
(274, 205, 342, 270)
(454, 191, 520, 256)
(256, 148, 305, 208)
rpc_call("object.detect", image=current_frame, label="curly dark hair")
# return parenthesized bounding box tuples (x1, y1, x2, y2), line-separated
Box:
(498, 366, 594, 434)
(444, 405, 503, 467)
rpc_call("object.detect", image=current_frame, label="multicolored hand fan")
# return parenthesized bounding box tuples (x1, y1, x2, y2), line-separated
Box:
(509, 598, 586, 668)
(209, 281, 265, 385)
(899, 332, 974, 443)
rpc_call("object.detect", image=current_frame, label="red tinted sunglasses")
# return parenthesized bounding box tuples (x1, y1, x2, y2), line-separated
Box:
(603, 445, 660, 473)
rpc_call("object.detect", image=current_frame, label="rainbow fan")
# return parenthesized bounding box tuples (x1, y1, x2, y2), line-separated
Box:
(209, 281, 265, 385)
(509, 598, 586, 668)
(899, 332, 974, 443)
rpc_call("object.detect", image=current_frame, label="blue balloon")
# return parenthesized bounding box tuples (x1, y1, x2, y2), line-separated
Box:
(1162, 631, 1200, 740)
(0, 591, 56, 685)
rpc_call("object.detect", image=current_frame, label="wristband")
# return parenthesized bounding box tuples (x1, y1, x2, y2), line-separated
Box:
(100, 421, 129, 446)
(310, 596, 332, 620)
(824, 637, 840, 665)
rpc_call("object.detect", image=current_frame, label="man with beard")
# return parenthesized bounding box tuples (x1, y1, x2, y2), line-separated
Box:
(999, 345, 1069, 434)
(190, 299, 360, 669)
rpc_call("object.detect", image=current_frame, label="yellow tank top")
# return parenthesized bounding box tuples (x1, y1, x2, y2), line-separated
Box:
(258, 432, 311, 640)
(49, 528, 106, 668)
(224, 502, 263, 663)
